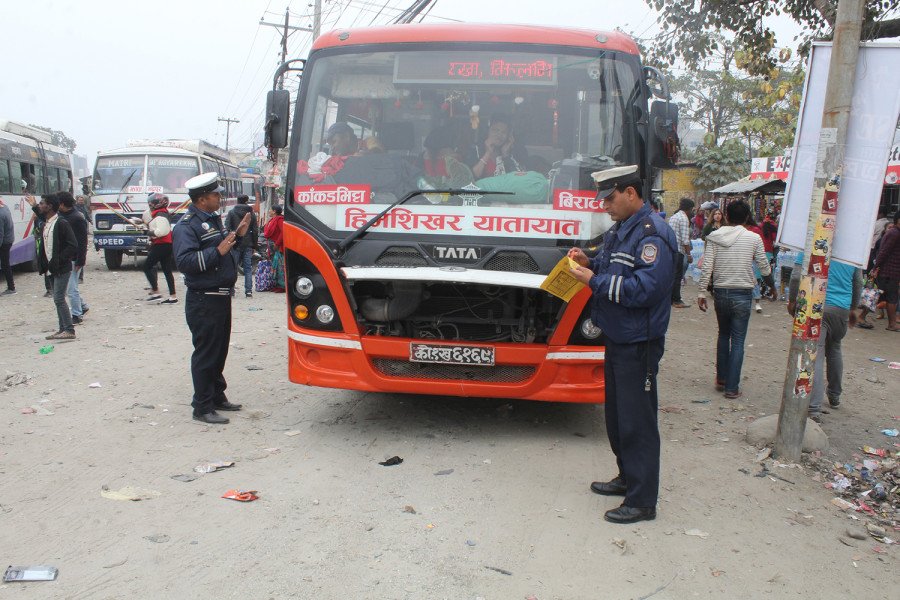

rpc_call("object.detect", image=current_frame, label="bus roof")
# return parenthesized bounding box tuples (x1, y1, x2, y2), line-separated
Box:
(312, 23, 639, 55)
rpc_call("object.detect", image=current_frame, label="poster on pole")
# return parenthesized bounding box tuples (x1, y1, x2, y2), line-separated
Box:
(777, 42, 900, 267)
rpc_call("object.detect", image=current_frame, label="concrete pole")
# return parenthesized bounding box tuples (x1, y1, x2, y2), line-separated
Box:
(774, 0, 866, 462)
(313, 0, 322, 40)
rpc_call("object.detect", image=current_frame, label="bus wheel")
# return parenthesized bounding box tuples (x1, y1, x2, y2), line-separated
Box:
(104, 249, 123, 270)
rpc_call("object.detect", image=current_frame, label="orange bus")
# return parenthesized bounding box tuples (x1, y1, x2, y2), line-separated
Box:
(266, 23, 678, 402)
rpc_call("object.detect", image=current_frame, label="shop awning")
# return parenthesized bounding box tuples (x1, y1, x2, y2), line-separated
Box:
(710, 178, 786, 194)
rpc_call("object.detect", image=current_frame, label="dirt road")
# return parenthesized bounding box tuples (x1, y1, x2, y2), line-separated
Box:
(1, 260, 898, 599)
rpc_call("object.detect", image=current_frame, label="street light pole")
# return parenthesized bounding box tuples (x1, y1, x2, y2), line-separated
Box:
(774, 0, 866, 462)
(218, 117, 240, 151)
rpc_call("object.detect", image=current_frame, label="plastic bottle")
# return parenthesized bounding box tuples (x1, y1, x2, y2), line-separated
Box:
(39, 345, 54, 354)
(872, 482, 887, 501)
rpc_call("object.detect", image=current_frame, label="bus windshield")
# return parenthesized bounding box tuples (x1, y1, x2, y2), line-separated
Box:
(146, 155, 200, 193)
(93, 156, 145, 193)
(292, 47, 641, 242)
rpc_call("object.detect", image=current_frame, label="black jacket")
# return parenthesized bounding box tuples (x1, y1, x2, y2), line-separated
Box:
(59, 207, 89, 267)
(225, 204, 259, 250)
(38, 214, 77, 276)
(173, 204, 238, 292)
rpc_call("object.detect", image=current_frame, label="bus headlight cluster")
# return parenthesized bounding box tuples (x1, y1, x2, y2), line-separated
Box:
(581, 318, 602, 339)
(97, 220, 110, 230)
(316, 305, 335, 324)
(294, 276, 314, 298)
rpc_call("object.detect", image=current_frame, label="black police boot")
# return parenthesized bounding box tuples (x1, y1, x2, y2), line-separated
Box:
(192, 411, 230, 424)
(590, 475, 627, 496)
(215, 401, 243, 412)
(604, 503, 656, 524)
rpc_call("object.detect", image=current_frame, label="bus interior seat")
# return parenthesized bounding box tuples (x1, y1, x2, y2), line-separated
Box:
(378, 122, 415, 154)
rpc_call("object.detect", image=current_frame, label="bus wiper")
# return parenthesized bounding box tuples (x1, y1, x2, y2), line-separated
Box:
(337, 188, 513, 254)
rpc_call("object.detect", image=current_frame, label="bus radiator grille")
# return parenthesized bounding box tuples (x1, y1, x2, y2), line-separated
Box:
(375, 247, 427, 266)
(484, 252, 539, 273)
(372, 359, 534, 383)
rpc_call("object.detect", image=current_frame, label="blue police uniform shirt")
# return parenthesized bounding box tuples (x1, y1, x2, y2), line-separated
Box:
(587, 202, 678, 344)
(172, 203, 238, 291)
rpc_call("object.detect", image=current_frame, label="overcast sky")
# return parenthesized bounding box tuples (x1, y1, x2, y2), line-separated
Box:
(3, 0, 803, 166)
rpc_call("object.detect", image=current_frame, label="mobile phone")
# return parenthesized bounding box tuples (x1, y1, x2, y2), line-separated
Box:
(3, 566, 59, 582)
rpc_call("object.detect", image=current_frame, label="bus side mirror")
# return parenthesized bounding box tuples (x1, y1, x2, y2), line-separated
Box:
(266, 90, 291, 149)
(649, 100, 680, 168)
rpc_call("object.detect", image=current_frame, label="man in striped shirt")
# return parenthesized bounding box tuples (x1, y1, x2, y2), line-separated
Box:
(697, 200, 774, 398)
(667, 197, 694, 308)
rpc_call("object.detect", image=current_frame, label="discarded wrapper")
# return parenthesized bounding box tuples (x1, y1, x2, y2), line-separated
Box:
(194, 460, 235, 473)
(4, 565, 58, 582)
(862, 446, 887, 457)
(222, 489, 258, 502)
(830, 497, 858, 510)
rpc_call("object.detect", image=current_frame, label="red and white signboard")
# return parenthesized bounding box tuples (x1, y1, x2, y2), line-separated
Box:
(552, 189, 606, 211)
(295, 185, 371, 204)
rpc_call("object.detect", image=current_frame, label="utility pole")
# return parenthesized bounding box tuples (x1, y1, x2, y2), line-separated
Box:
(217, 117, 240, 150)
(774, 0, 866, 462)
(260, 7, 311, 89)
(313, 0, 322, 40)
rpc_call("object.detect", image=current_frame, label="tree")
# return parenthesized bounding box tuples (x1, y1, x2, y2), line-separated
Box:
(645, 0, 900, 76)
(28, 124, 77, 152)
(692, 135, 751, 193)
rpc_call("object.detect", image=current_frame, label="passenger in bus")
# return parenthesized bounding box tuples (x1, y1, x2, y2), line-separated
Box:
(418, 124, 474, 190)
(466, 114, 525, 179)
(326, 121, 360, 157)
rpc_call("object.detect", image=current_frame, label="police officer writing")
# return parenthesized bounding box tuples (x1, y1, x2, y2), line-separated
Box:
(173, 173, 251, 425)
(567, 166, 678, 524)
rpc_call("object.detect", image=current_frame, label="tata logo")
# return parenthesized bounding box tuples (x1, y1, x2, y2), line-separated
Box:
(423, 244, 485, 262)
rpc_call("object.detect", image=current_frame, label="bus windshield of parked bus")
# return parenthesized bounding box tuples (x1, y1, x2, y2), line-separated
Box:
(146, 156, 200, 193)
(92, 156, 146, 193)
(292, 48, 640, 243)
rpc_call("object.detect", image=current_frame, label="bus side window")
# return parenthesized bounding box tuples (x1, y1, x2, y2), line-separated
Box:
(32, 164, 44, 195)
(0, 160, 10, 193)
(61, 169, 72, 193)
(10, 161, 24, 193)
(47, 168, 59, 193)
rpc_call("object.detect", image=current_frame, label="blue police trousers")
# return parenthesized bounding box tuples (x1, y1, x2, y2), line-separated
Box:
(603, 337, 665, 508)
(185, 290, 232, 414)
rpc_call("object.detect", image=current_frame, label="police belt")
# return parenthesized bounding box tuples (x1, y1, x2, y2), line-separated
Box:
(189, 287, 233, 296)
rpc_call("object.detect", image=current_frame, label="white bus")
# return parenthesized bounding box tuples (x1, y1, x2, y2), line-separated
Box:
(91, 139, 241, 269)
(0, 120, 75, 268)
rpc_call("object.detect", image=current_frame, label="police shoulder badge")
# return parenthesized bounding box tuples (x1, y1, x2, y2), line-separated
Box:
(201, 222, 211, 230)
(640, 243, 658, 264)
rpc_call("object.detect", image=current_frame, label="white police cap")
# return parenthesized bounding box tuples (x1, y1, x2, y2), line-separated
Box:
(185, 172, 225, 198)
(591, 165, 640, 200)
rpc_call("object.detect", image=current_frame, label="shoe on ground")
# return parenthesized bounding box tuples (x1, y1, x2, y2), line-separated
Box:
(809, 413, 822, 424)
(715, 379, 725, 392)
(215, 401, 243, 411)
(147, 294, 162, 301)
(72, 316, 84, 325)
(82, 306, 89, 316)
(43, 291, 52, 298)
(192, 411, 229, 424)
(46, 331, 76, 340)
(0, 289, 16, 296)
(828, 397, 841, 409)
(604, 503, 657, 524)
(590, 475, 627, 496)
(755, 303, 763, 313)
(858, 322, 874, 329)
(160, 297, 178, 304)
(724, 390, 742, 399)
(245, 292, 252, 298)
(672, 302, 689, 308)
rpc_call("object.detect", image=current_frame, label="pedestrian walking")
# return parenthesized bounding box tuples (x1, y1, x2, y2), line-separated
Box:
(225, 194, 259, 298)
(667, 197, 694, 308)
(568, 165, 678, 524)
(143, 193, 177, 304)
(701, 207, 724, 240)
(58, 192, 90, 324)
(0, 199, 15, 295)
(263, 205, 285, 292)
(33, 193, 78, 340)
(788, 254, 862, 422)
(173, 173, 251, 425)
(697, 200, 774, 398)
(744, 213, 769, 314)
(862, 211, 900, 332)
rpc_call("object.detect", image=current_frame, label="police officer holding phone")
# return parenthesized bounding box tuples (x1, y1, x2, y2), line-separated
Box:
(568, 165, 677, 524)
(174, 173, 251, 424)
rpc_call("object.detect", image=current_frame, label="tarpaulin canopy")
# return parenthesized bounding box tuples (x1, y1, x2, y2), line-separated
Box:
(710, 178, 785, 195)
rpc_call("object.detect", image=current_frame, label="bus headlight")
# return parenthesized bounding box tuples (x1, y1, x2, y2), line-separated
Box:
(581, 318, 602, 339)
(97, 220, 111, 230)
(294, 277, 314, 298)
(316, 305, 335, 324)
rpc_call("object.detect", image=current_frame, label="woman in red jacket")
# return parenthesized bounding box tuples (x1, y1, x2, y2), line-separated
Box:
(143, 194, 177, 303)
(263, 204, 285, 292)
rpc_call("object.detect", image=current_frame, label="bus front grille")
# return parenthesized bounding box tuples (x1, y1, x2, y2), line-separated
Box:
(372, 359, 534, 383)
(375, 247, 427, 266)
(484, 251, 539, 272)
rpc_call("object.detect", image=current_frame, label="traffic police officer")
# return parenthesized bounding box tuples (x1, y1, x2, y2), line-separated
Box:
(174, 173, 251, 424)
(568, 165, 677, 524)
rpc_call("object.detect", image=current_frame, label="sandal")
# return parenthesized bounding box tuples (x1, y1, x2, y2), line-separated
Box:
(887, 327, 900, 332)
(858, 322, 874, 329)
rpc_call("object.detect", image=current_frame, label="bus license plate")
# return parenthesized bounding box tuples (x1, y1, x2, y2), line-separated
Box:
(136, 236, 149, 245)
(409, 343, 494, 366)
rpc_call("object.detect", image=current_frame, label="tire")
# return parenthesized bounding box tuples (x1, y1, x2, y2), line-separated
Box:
(104, 249, 123, 270)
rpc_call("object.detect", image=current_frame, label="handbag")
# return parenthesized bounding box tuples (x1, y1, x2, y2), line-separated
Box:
(859, 279, 882, 312)
(254, 259, 275, 292)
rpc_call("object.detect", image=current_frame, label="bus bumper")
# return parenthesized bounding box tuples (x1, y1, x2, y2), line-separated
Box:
(286, 329, 605, 403)
(93, 233, 150, 252)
